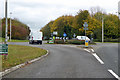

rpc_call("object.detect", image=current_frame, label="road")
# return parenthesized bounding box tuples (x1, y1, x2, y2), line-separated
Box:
(2, 42, 117, 78)
(91, 43, 119, 76)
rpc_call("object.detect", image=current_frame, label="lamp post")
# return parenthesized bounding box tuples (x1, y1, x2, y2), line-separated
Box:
(5, 0, 8, 43)
(102, 16, 104, 43)
(10, 12, 12, 41)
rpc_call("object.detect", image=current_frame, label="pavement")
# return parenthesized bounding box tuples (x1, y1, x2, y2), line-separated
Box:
(1, 42, 119, 79)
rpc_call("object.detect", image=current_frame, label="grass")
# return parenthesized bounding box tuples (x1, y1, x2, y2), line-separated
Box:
(95, 42, 119, 43)
(0, 38, 29, 42)
(0, 45, 47, 71)
(8, 39, 29, 42)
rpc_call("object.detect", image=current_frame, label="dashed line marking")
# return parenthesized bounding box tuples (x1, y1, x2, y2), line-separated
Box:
(92, 53, 104, 64)
(108, 69, 120, 80)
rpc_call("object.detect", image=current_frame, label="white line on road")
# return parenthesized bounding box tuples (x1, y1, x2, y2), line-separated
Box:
(92, 53, 104, 64)
(108, 69, 120, 80)
(91, 49, 94, 52)
(84, 49, 90, 53)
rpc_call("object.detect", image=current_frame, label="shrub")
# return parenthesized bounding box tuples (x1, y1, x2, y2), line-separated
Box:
(54, 40, 65, 44)
(104, 38, 118, 42)
(67, 40, 85, 45)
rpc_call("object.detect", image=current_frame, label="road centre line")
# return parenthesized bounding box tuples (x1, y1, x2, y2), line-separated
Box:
(92, 53, 104, 64)
(108, 69, 120, 80)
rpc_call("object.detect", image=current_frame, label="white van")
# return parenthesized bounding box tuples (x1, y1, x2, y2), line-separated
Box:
(76, 36, 90, 41)
(29, 31, 43, 44)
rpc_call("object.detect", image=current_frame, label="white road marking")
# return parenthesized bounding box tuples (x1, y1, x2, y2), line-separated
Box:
(84, 49, 90, 53)
(92, 53, 104, 64)
(108, 69, 120, 80)
(91, 49, 94, 52)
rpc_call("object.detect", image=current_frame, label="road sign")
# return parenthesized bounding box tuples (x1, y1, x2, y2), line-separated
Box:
(53, 31, 58, 35)
(53, 36, 55, 40)
(0, 44, 8, 55)
(83, 28, 88, 30)
(73, 33, 76, 38)
(83, 22, 88, 27)
(63, 33, 67, 37)
(85, 40, 88, 47)
(49, 40, 54, 44)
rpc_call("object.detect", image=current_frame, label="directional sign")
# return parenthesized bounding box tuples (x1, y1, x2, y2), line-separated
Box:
(53, 31, 58, 35)
(83, 22, 88, 27)
(83, 28, 88, 30)
(83, 22, 88, 30)
(63, 33, 67, 37)
(73, 33, 76, 38)
(0, 44, 8, 55)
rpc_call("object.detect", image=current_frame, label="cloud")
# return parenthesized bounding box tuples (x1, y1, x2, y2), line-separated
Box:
(0, 0, 119, 31)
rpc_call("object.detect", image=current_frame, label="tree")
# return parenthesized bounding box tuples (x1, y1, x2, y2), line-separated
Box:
(41, 21, 54, 39)
(72, 10, 90, 36)
(1, 18, 30, 40)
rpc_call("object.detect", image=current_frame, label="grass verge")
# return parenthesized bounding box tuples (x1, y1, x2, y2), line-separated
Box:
(8, 40, 29, 42)
(0, 45, 47, 71)
(0, 37, 29, 42)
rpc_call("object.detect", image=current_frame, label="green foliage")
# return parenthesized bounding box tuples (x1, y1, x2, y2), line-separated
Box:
(41, 9, 119, 41)
(104, 38, 118, 42)
(1, 18, 30, 40)
(41, 21, 54, 39)
(67, 40, 85, 45)
(54, 40, 64, 44)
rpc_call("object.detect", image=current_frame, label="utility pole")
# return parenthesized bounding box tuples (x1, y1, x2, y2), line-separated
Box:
(4, 0, 8, 59)
(102, 16, 104, 43)
(5, 0, 8, 44)
(10, 12, 12, 41)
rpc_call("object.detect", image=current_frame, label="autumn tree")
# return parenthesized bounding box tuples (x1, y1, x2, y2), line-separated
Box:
(1, 18, 30, 40)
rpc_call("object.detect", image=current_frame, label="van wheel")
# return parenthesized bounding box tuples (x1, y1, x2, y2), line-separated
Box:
(29, 41, 31, 44)
(32, 41, 34, 44)
(40, 41, 42, 45)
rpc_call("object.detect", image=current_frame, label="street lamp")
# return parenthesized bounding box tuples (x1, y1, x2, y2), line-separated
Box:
(10, 12, 12, 41)
(102, 16, 104, 43)
(5, 0, 8, 43)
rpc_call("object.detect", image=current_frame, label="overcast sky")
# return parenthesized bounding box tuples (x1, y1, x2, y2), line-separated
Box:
(0, 0, 119, 31)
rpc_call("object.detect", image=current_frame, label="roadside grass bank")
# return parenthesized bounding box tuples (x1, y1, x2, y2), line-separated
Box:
(95, 42, 119, 43)
(0, 45, 47, 71)
(8, 40, 29, 42)
(0, 38, 29, 42)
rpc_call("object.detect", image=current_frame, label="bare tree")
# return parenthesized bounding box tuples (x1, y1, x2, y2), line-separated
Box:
(90, 6, 106, 17)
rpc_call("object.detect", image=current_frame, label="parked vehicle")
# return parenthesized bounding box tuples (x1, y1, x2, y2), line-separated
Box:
(29, 31, 43, 44)
(76, 36, 90, 41)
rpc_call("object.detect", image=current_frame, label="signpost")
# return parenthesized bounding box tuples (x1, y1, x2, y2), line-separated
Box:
(63, 33, 67, 37)
(83, 22, 88, 47)
(53, 31, 58, 35)
(0, 44, 8, 55)
(73, 33, 76, 38)
(63, 33, 67, 42)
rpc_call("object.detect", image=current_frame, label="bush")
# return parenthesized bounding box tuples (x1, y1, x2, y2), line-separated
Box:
(67, 40, 85, 45)
(104, 38, 118, 42)
(54, 40, 65, 44)
(93, 39, 101, 42)
(94, 38, 118, 42)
